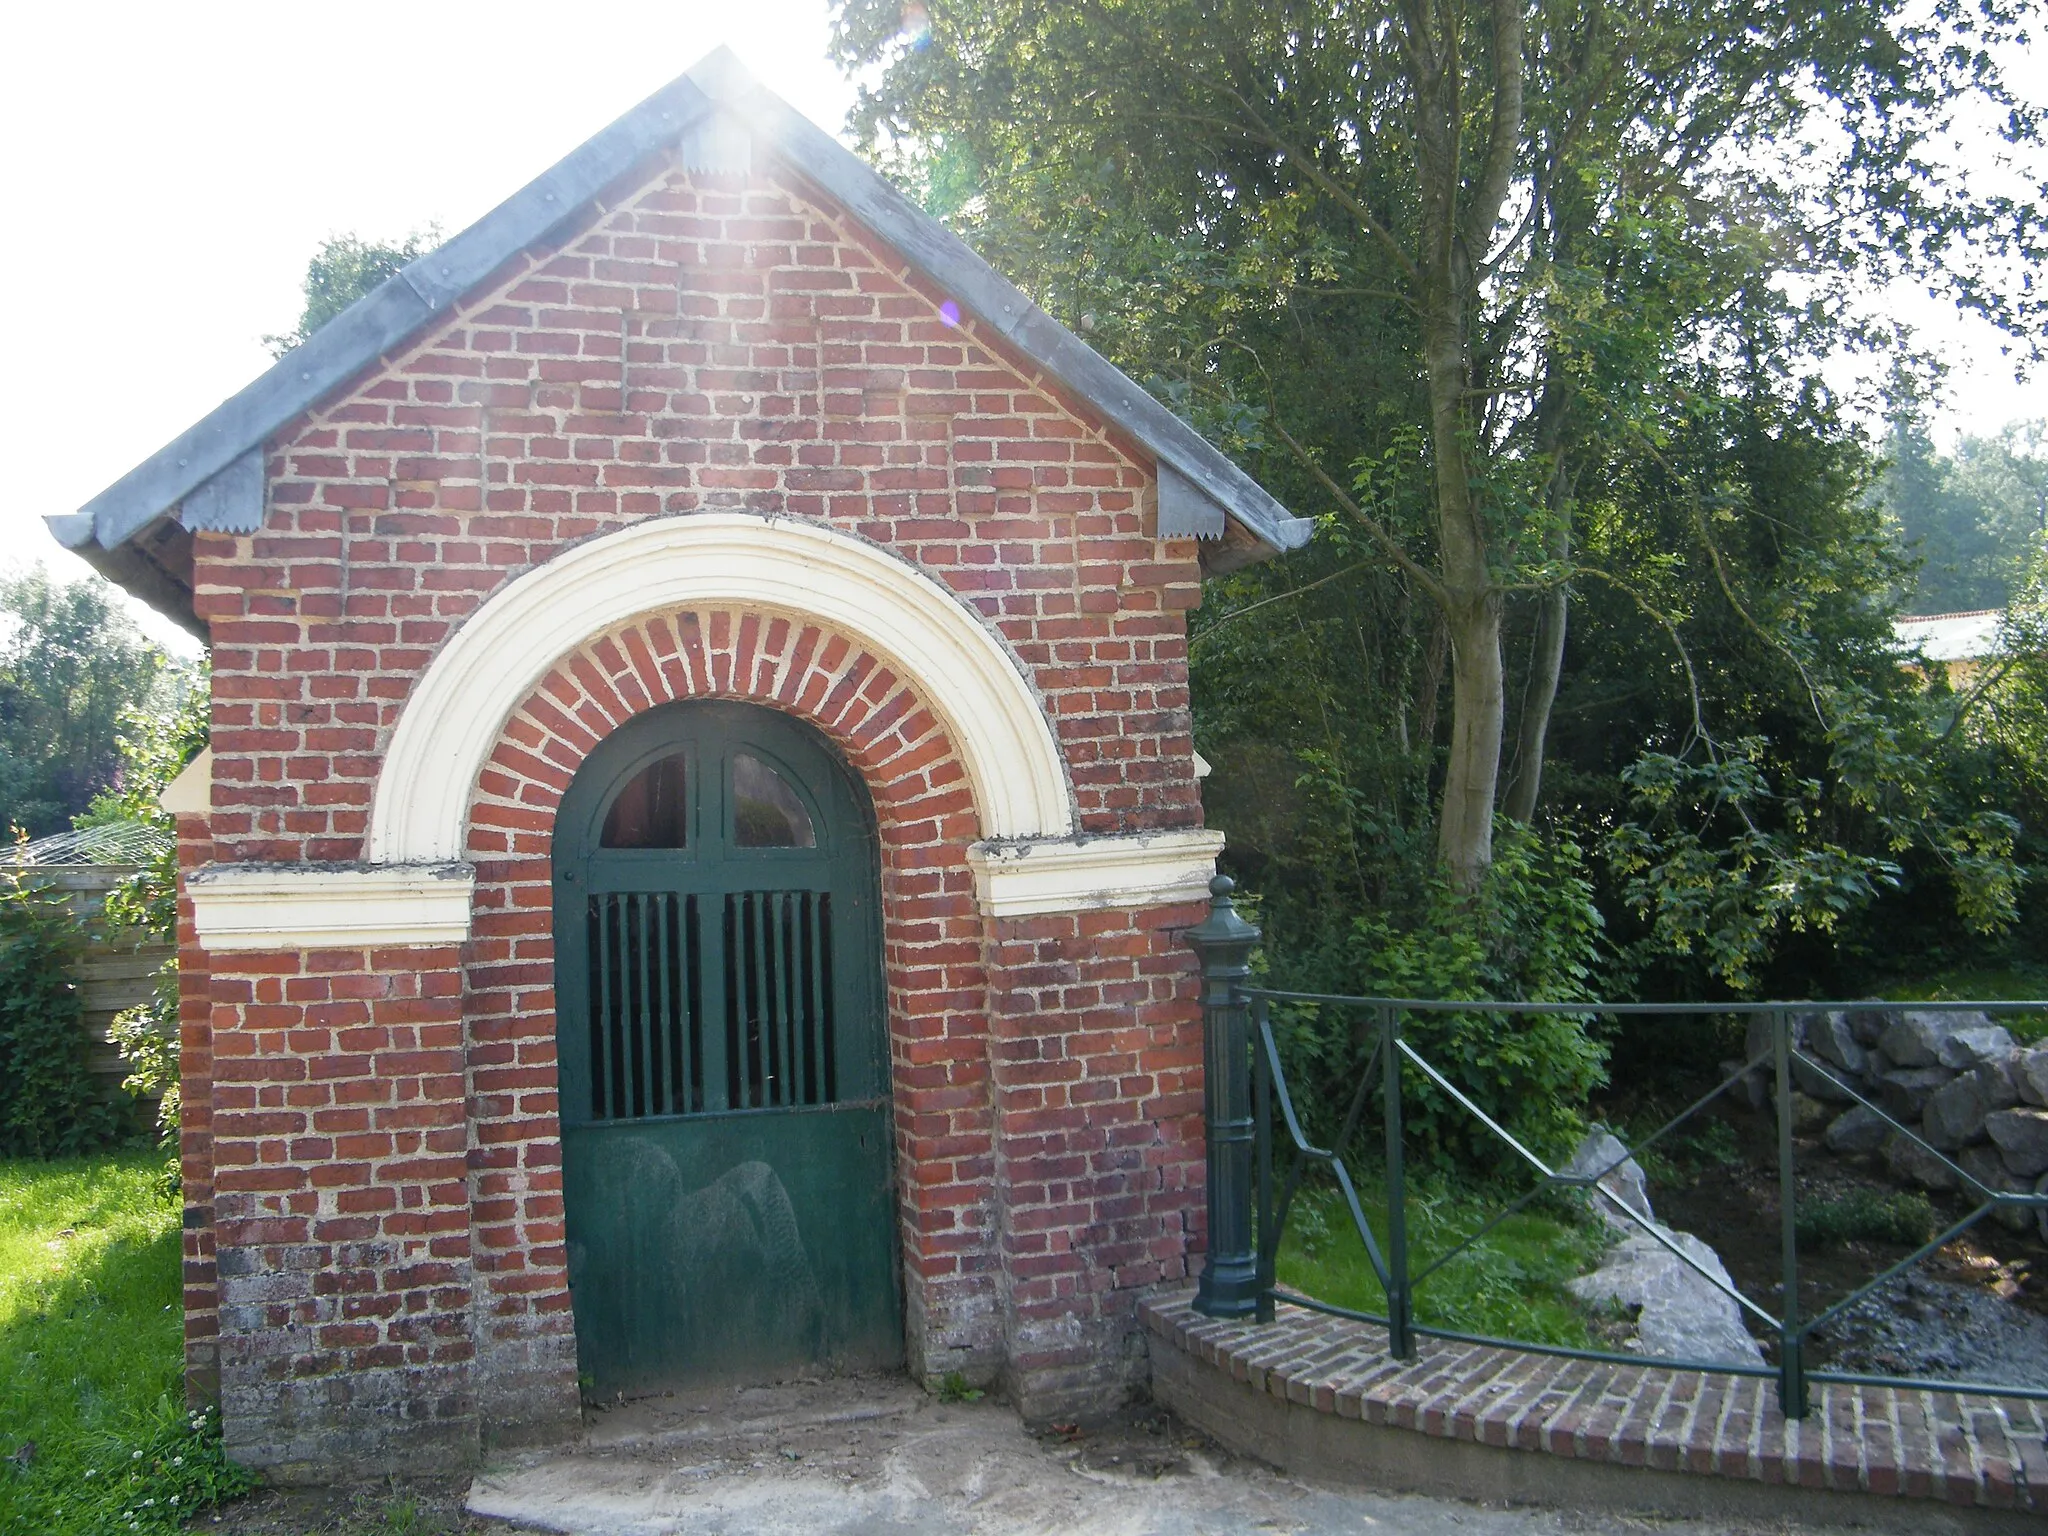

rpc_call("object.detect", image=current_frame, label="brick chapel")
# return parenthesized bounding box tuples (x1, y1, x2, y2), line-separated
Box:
(53, 49, 1307, 1478)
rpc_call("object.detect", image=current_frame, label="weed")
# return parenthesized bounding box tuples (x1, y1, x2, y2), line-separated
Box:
(935, 1371, 984, 1404)
(1795, 1189, 1935, 1249)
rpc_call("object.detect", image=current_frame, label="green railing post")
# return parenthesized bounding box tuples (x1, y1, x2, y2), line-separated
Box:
(1772, 1006, 1810, 1418)
(1253, 995, 1276, 1324)
(1382, 1003, 1414, 1359)
(1188, 874, 1261, 1318)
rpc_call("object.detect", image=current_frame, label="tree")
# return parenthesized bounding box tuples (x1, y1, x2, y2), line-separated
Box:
(263, 229, 440, 357)
(833, 0, 2046, 892)
(1882, 405, 2048, 613)
(0, 567, 172, 837)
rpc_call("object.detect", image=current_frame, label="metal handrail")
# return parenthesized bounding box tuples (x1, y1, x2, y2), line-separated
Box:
(1233, 985, 2048, 1415)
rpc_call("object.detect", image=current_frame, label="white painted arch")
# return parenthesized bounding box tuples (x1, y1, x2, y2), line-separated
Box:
(366, 513, 1076, 864)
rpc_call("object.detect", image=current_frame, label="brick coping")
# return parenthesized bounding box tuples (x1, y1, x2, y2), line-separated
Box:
(1139, 1289, 2043, 1513)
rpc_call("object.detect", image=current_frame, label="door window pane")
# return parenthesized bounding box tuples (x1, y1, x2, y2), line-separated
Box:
(601, 753, 688, 848)
(732, 753, 814, 848)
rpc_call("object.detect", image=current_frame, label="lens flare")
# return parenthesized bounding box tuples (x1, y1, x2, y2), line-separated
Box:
(900, 2, 932, 48)
(938, 299, 961, 327)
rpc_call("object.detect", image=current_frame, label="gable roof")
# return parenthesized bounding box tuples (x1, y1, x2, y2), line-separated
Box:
(49, 48, 1311, 637)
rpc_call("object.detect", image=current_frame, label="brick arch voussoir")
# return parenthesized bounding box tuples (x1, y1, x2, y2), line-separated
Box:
(468, 606, 979, 866)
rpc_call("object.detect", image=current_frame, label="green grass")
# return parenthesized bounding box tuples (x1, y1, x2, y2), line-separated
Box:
(1875, 965, 2048, 1042)
(0, 1151, 251, 1534)
(1274, 1178, 1611, 1349)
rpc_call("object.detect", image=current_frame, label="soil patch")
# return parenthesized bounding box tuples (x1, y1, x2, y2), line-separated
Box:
(1641, 1100, 2048, 1383)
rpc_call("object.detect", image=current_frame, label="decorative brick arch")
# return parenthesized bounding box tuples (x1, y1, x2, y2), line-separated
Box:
(460, 604, 1001, 1399)
(367, 512, 1077, 865)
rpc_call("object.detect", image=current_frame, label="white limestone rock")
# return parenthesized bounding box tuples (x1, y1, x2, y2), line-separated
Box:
(2015, 1047, 2048, 1109)
(1936, 1023, 2015, 1071)
(1879, 1011, 1971, 1070)
(1986, 1108, 2048, 1179)
(1568, 1223, 1767, 1369)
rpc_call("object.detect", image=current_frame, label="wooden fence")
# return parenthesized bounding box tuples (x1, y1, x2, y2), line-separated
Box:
(32, 865, 174, 1093)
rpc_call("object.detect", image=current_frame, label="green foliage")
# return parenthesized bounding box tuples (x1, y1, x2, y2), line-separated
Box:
(1882, 396, 2046, 613)
(107, 965, 180, 1145)
(837, 0, 2047, 897)
(1559, 378, 2027, 994)
(1276, 1181, 1609, 1348)
(1270, 823, 1610, 1165)
(836, 0, 2042, 1004)
(0, 1152, 253, 1534)
(1794, 1189, 1935, 1250)
(263, 228, 441, 357)
(0, 567, 170, 839)
(934, 1370, 984, 1403)
(0, 870, 122, 1159)
(74, 667, 208, 1143)
(79, 665, 207, 944)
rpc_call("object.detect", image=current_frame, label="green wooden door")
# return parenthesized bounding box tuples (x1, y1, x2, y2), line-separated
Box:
(554, 700, 902, 1396)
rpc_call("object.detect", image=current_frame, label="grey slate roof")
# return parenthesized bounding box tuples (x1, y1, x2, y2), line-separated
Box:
(50, 49, 1310, 635)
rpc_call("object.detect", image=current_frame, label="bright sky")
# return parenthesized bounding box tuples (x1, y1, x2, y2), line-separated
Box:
(2, 2, 2039, 656)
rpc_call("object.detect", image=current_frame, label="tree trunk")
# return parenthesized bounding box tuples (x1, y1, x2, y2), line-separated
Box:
(1406, 0, 1525, 894)
(1503, 571, 1567, 822)
(1414, 611, 1450, 754)
(1438, 594, 1505, 891)
(1504, 431, 1573, 823)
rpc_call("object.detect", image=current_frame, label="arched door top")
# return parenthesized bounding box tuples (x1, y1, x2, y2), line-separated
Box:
(366, 513, 1076, 864)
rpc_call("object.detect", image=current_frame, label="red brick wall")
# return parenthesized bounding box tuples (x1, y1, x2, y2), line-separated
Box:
(190, 149, 1213, 1459)
(194, 157, 1204, 866)
(204, 942, 476, 1475)
(986, 904, 1208, 1415)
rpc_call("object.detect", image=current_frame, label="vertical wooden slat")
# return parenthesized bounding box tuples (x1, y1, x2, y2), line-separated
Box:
(806, 888, 823, 1105)
(770, 888, 786, 1105)
(805, 892, 826, 1104)
(646, 894, 663, 1116)
(705, 894, 730, 1111)
(634, 888, 651, 1122)
(738, 894, 755, 1110)
(688, 897, 704, 1114)
(779, 895, 800, 1107)
(634, 894, 655, 1119)
(654, 893, 674, 1117)
(696, 897, 720, 1114)
(746, 891, 765, 1107)
(593, 895, 614, 1120)
(761, 888, 774, 1105)
(734, 893, 750, 1109)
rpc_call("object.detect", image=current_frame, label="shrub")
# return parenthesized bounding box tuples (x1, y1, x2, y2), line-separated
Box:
(1794, 1189, 1935, 1249)
(107, 962, 180, 1143)
(81, 672, 206, 1145)
(0, 867, 123, 1157)
(1271, 822, 1612, 1167)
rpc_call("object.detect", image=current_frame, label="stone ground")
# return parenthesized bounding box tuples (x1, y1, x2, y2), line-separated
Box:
(203, 1375, 1824, 1536)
